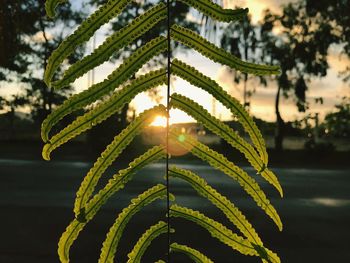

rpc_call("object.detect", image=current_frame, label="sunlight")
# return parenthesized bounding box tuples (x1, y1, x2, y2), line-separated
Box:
(150, 109, 195, 127)
(150, 115, 168, 127)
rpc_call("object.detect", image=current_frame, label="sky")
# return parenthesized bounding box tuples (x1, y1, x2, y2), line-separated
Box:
(1, 0, 348, 124)
(73, 0, 348, 124)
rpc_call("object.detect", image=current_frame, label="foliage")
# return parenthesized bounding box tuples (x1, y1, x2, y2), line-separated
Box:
(42, 0, 283, 262)
(323, 97, 350, 138)
(258, 1, 344, 150)
(0, 0, 85, 122)
(304, 0, 350, 81)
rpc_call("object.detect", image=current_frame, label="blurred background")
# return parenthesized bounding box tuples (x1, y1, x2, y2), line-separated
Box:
(0, 0, 349, 262)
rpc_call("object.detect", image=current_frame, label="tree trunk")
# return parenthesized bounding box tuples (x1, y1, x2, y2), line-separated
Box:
(275, 84, 285, 151)
(39, 16, 52, 119)
(243, 73, 249, 109)
(243, 38, 249, 109)
(8, 106, 15, 140)
(116, 103, 129, 133)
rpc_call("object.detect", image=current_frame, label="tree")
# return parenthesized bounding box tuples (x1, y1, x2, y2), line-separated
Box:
(0, 95, 27, 138)
(0, 0, 85, 123)
(259, 1, 339, 151)
(304, 0, 350, 82)
(323, 97, 350, 138)
(0, 1, 36, 76)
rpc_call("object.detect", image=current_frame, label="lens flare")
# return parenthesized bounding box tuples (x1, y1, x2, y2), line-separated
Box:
(165, 132, 197, 157)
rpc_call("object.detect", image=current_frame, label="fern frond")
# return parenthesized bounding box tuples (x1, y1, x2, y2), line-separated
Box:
(169, 167, 282, 263)
(169, 205, 259, 257)
(73, 106, 167, 216)
(171, 25, 280, 76)
(42, 69, 167, 160)
(178, 0, 248, 22)
(41, 37, 168, 142)
(52, 34, 167, 91)
(84, 146, 166, 222)
(45, 0, 67, 18)
(58, 146, 166, 263)
(170, 93, 282, 196)
(170, 94, 262, 168)
(169, 166, 262, 245)
(53, 3, 167, 89)
(44, 1, 284, 262)
(171, 59, 268, 164)
(99, 184, 174, 263)
(127, 221, 173, 263)
(170, 243, 213, 263)
(170, 129, 282, 230)
(261, 168, 283, 197)
(44, 0, 133, 85)
(58, 218, 84, 263)
(154, 260, 166, 263)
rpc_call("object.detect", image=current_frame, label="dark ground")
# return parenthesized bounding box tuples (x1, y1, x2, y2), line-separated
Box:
(0, 149, 350, 263)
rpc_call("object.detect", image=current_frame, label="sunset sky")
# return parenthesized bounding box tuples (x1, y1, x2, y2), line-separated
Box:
(1, 0, 348, 124)
(74, 0, 348, 124)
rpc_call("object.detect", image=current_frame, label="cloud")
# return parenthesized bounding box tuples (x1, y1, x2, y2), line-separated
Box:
(224, 0, 298, 23)
(215, 63, 348, 122)
(328, 45, 350, 73)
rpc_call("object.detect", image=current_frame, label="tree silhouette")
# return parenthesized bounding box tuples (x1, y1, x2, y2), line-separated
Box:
(323, 97, 350, 138)
(304, 0, 350, 82)
(0, 0, 85, 123)
(0, 95, 27, 139)
(259, 1, 339, 150)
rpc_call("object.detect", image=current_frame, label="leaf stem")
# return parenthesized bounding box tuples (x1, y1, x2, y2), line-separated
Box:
(166, 0, 172, 262)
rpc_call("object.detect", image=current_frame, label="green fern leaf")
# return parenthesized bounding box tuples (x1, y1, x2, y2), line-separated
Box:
(44, 1, 284, 262)
(169, 205, 259, 257)
(154, 260, 166, 263)
(73, 106, 167, 216)
(41, 36, 167, 142)
(169, 167, 281, 263)
(169, 166, 262, 245)
(57, 146, 166, 263)
(53, 3, 167, 89)
(42, 69, 167, 160)
(170, 243, 213, 263)
(99, 184, 174, 263)
(127, 221, 174, 263)
(44, 0, 134, 85)
(52, 34, 167, 91)
(84, 146, 166, 222)
(170, 129, 282, 230)
(178, 0, 248, 22)
(171, 59, 268, 163)
(45, 0, 67, 18)
(170, 93, 282, 196)
(171, 25, 280, 76)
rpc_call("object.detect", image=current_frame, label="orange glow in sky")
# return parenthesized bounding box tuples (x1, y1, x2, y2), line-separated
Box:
(150, 109, 195, 126)
(151, 115, 167, 127)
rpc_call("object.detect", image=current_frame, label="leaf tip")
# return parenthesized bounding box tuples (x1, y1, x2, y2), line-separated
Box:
(278, 187, 284, 198)
(169, 193, 176, 202)
(42, 144, 52, 161)
(45, 0, 68, 19)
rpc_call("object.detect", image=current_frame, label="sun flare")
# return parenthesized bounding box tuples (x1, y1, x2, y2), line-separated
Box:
(150, 115, 168, 127)
(150, 110, 195, 127)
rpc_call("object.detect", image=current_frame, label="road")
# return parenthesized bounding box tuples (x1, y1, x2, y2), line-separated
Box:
(0, 158, 349, 262)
